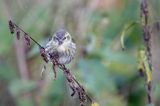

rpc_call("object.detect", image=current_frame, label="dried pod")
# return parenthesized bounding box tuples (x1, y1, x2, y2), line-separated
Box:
(40, 47, 49, 63)
(41, 65, 46, 80)
(8, 20, 15, 34)
(16, 29, 21, 40)
(24, 33, 31, 46)
(52, 61, 58, 80)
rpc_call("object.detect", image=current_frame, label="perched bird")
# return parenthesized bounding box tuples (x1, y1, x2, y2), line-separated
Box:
(45, 29, 76, 64)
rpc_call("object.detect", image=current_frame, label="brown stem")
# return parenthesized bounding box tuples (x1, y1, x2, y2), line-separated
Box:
(57, 63, 92, 104)
(141, 0, 153, 104)
(9, 20, 43, 48)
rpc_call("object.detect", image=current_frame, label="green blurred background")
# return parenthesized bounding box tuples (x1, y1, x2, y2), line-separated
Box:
(0, 0, 160, 106)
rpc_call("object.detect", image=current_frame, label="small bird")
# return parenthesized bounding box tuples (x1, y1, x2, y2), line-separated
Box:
(45, 29, 76, 64)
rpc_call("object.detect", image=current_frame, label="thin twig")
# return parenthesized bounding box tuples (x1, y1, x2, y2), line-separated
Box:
(9, 20, 43, 48)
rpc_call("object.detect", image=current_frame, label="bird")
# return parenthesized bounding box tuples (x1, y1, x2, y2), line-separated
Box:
(45, 29, 76, 65)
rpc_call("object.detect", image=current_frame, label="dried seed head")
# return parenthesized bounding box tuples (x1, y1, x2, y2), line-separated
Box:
(41, 65, 46, 80)
(9, 20, 15, 34)
(40, 47, 49, 63)
(16, 29, 20, 40)
(24, 33, 31, 46)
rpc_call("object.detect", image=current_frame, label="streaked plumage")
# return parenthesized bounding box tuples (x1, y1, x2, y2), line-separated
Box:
(45, 29, 76, 64)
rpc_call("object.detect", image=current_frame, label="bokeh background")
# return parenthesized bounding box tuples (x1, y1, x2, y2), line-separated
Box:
(0, 0, 160, 106)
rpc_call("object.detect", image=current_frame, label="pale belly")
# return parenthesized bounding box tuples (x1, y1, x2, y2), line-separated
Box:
(45, 42, 76, 64)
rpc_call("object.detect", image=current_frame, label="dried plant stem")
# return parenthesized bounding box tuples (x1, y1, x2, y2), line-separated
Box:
(57, 63, 92, 105)
(9, 20, 92, 106)
(141, 0, 152, 65)
(10, 20, 43, 48)
(140, 0, 152, 104)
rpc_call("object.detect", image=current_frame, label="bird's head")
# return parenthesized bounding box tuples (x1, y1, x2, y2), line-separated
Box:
(52, 29, 72, 46)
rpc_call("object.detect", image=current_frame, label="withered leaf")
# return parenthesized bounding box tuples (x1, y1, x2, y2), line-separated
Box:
(9, 20, 15, 34)
(16, 29, 20, 40)
(40, 47, 49, 63)
(24, 33, 31, 46)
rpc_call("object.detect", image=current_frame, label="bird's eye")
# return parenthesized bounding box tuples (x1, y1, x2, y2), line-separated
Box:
(66, 36, 70, 40)
(63, 37, 66, 40)
(54, 37, 58, 41)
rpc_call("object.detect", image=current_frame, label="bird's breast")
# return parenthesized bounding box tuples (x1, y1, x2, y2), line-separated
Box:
(46, 42, 76, 64)
(57, 45, 66, 53)
(57, 45, 75, 64)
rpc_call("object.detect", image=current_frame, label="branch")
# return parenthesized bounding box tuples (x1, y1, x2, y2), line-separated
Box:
(8, 20, 93, 106)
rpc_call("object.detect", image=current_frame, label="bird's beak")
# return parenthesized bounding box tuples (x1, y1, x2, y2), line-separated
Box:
(58, 40, 63, 45)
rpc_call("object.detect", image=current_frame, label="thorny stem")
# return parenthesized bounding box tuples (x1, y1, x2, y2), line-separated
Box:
(9, 20, 92, 106)
(140, 0, 152, 104)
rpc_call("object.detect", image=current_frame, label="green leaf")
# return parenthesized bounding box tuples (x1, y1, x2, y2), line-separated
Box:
(138, 49, 152, 83)
(120, 21, 139, 50)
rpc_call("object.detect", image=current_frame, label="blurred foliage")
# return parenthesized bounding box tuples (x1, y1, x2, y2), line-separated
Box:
(0, 0, 160, 106)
